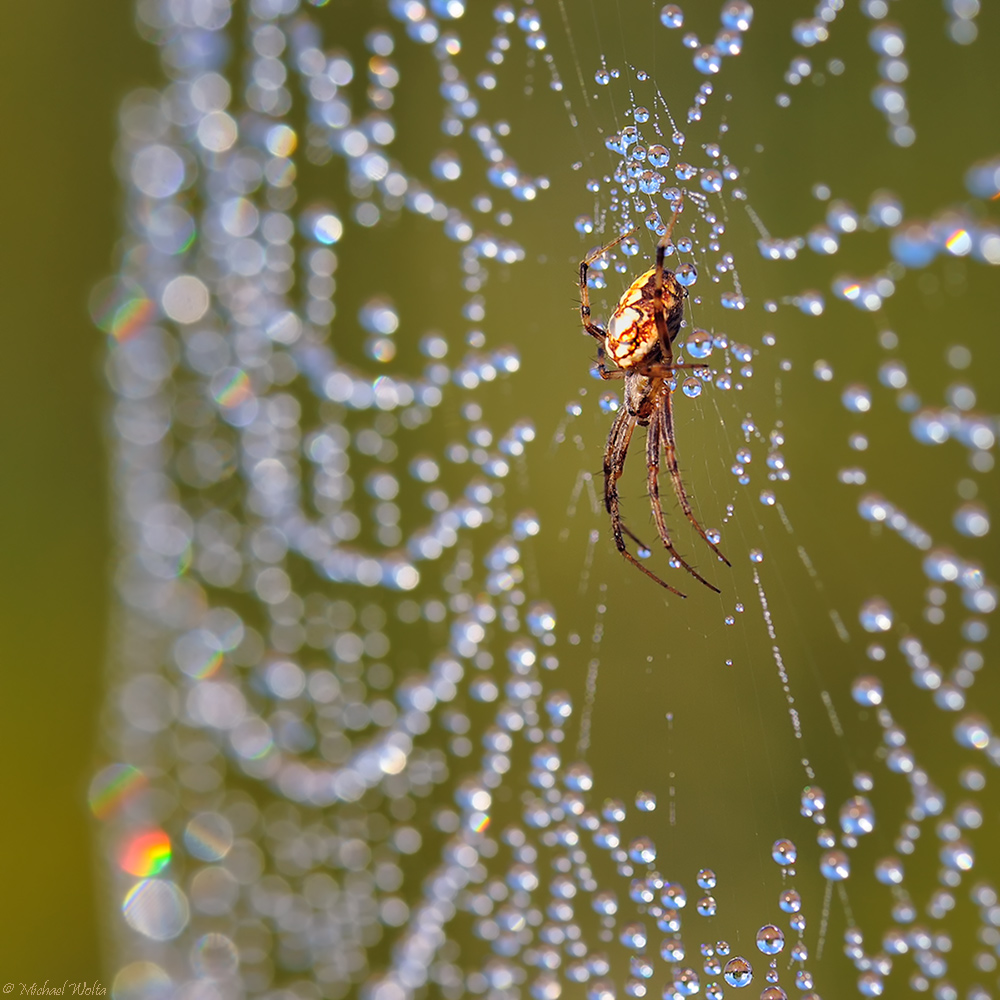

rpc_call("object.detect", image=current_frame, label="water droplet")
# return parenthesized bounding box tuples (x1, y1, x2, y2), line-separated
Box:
(723, 956, 753, 988)
(842, 384, 872, 413)
(635, 791, 657, 812)
(721, 1, 754, 31)
(693, 46, 722, 75)
(660, 4, 684, 28)
(676, 262, 698, 286)
(851, 675, 883, 706)
(778, 888, 801, 913)
(954, 502, 990, 537)
(860, 597, 893, 633)
(629, 836, 657, 864)
(820, 849, 851, 880)
(839, 795, 875, 836)
(755, 925, 785, 955)
(661, 882, 688, 909)
(648, 144, 670, 169)
(874, 856, 904, 885)
(685, 329, 714, 359)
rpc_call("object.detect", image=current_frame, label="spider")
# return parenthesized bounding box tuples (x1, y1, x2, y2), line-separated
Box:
(579, 210, 731, 596)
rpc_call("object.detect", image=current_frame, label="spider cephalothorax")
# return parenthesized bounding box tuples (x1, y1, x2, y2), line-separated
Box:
(578, 215, 730, 596)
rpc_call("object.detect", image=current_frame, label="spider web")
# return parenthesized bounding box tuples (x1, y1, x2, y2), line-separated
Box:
(91, 1, 1000, 999)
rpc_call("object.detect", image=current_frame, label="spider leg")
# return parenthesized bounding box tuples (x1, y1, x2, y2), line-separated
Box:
(660, 384, 732, 568)
(604, 405, 687, 597)
(579, 227, 638, 342)
(651, 203, 684, 364)
(594, 341, 624, 380)
(645, 392, 722, 594)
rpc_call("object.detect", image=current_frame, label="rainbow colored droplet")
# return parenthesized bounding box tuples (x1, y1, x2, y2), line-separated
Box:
(213, 368, 253, 408)
(89, 763, 147, 820)
(89, 278, 157, 343)
(945, 228, 971, 254)
(120, 829, 172, 877)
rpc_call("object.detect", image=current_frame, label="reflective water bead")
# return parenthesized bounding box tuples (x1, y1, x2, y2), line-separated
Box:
(715, 30, 742, 56)
(701, 169, 723, 193)
(685, 329, 714, 359)
(660, 4, 684, 28)
(874, 856, 904, 885)
(801, 786, 826, 818)
(869, 23, 905, 57)
(858, 972, 884, 997)
(603, 798, 626, 822)
(630, 955, 655, 982)
(869, 190, 904, 227)
(694, 46, 722, 74)
(820, 849, 851, 880)
(682, 377, 703, 398)
(723, 957, 753, 988)
(842, 384, 872, 412)
(760, 988, 786, 1000)
(629, 837, 657, 864)
(676, 263, 698, 286)
(756, 925, 785, 955)
(827, 199, 859, 233)
(851, 675, 883, 706)
(635, 791, 657, 812)
(431, 150, 462, 181)
(668, 969, 701, 999)
(620, 922, 648, 949)
(839, 796, 875, 836)
(697, 868, 717, 889)
(661, 938, 685, 962)
(592, 891, 618, 915)
(648, 145, 670, 169)
(771, 839, 796, 865)
(778, 889, 801, 913)
(721, 0, 754, 31)
(630, 879, 655, 904)
(954, 503, 990, 537)
(661, 882, 687, 909)
(940, 839, 974, 871)
(599, 393, 620, 414)
(859, 597, 893, 633)
(697, 895, 717, 916)
(853, 772, 874, 792)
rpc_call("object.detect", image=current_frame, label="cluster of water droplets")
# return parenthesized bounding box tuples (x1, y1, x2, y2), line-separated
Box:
(92, 0, 1000, 998)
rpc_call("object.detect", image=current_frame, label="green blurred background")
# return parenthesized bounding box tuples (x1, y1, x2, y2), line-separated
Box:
(0, 2, 156, 978)
(3, 0, 999, 987)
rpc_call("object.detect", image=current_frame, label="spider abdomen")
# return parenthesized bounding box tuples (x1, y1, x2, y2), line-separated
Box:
(604, 267, 684, 369)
